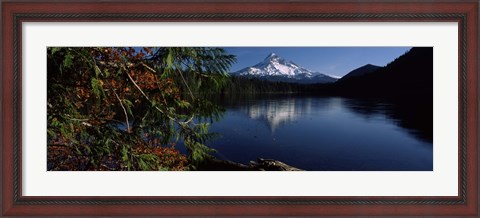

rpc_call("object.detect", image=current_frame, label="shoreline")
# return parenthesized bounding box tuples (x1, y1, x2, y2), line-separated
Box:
(198, 158, 304, 171)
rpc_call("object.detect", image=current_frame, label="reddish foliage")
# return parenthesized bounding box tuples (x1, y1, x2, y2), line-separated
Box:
(47, 143, 188, 171)
(132, 144, 188, 171)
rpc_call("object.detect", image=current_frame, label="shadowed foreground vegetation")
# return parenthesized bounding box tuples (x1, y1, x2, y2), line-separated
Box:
(48, 47, 235, 170)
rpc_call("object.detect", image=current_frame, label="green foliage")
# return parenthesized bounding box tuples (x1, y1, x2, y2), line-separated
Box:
(63, 52, 74, 69)
(47, 47, 236, 171)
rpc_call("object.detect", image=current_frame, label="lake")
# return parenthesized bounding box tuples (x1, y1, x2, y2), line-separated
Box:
(194, 95, 433, 171)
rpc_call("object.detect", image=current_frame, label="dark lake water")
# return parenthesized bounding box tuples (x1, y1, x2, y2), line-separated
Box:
(193, 95, 433, 171)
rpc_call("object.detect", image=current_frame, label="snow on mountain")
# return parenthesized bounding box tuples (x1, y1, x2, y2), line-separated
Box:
(232, 53, 338, 84)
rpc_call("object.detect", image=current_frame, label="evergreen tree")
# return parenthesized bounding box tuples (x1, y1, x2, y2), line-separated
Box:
(47, 47, 235, 170)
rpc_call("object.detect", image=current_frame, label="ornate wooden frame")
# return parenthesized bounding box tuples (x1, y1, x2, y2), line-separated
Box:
(1, 0, 478, 216)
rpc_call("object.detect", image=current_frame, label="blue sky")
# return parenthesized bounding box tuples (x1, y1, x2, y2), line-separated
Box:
(223, 47, 411, 78)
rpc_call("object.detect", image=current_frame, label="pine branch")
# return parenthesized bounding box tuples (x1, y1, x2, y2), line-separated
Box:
(112, 87, 131, 133)
(177, 69, 195, 101)
(124, 68, 175, 121)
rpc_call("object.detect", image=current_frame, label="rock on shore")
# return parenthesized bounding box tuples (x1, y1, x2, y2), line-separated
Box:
(197, 158, 303, 171)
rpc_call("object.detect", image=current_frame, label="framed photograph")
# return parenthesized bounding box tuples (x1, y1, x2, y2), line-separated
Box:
(2, 0, 478, 216)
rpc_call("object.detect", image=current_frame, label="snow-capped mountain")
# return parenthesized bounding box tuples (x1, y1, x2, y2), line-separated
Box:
(232, 53, 338, 84)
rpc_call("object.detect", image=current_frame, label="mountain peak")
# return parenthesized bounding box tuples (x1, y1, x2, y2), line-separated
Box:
(233, 53, 338, 84)
(264, 52, 280, 61)
(268, 52, 278, 57)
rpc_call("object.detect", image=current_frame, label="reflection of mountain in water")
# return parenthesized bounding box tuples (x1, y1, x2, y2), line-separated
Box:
(222, 95, 432, 143)
(237, 97, 338, 133)
(243, 99, 298, 132)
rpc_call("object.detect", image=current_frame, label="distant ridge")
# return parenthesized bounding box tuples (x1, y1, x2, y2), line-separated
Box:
(338, 64, 381, 81)
(335, 47, 433, 97)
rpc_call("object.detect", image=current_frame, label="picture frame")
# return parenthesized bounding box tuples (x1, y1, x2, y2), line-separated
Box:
(1, 0, 478, 216)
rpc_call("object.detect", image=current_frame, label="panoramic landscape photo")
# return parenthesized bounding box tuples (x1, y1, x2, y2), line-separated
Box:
(47, 47, 433, 171)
